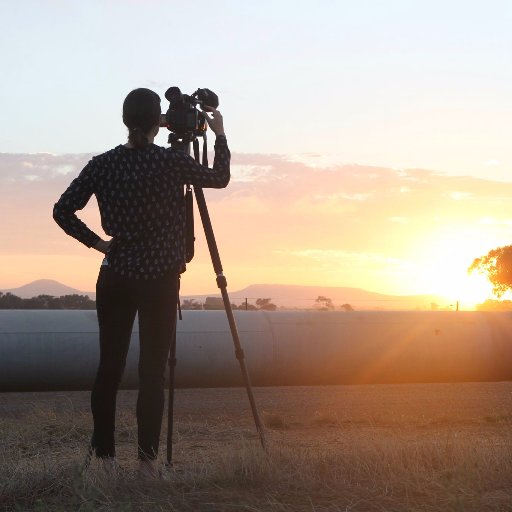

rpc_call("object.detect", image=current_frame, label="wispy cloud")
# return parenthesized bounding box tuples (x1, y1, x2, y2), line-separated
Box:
(1, 151, 512, 294)
(286, 249, 410, 268)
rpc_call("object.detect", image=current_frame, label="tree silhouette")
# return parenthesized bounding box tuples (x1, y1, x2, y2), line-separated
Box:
(24, 294, 58, 309)
(203, 297, 225, 310)
(0, 292, 95, 309)
(181, 299, 203, 310)
(340, 303, 354, 312)
(468, 245, 512, 297)
(255, 298, 277, 311)
(59, 294, 95, 309)
(476, 299, 512, 311)
(315, 295, 334, 311)
(203, 297, 239, 310)
(0, 292, 24, 309)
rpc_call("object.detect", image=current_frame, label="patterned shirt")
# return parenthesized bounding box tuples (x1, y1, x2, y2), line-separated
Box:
(53, 135, 230, 279)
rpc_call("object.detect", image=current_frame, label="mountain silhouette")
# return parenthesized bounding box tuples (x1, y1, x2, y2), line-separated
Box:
(183, 283, 446, 310)
(1, 280, 445, 310)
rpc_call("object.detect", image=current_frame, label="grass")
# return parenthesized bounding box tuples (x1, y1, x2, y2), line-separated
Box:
(1, 384, 512, 511)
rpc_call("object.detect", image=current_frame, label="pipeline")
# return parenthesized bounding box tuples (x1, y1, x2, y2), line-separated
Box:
(1, 310, 512, 391)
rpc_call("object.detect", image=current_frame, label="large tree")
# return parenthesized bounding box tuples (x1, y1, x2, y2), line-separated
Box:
(468, 245, 512, 297)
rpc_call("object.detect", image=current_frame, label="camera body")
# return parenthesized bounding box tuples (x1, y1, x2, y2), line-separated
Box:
(161, 87, 218, 141)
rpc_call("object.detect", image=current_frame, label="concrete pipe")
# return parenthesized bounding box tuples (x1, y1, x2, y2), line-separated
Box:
(1, 310, 512, 391)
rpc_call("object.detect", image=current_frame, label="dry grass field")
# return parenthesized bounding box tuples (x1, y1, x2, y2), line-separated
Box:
(1, 382, 511, 511)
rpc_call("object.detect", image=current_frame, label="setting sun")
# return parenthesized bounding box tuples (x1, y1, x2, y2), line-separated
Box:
(412, 228, 496, 309)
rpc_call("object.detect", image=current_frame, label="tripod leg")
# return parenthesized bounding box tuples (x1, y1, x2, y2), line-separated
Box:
(193, 186, 267, 451)
(218, 280, 267, 449)
(171, 136, 266, 450)
(166, 277, 180, 466)
(166, 327, 177, 465)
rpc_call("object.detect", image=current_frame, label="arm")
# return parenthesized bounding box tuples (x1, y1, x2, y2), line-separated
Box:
(171, 107, 230, 188)
(52, 160, 106, 251)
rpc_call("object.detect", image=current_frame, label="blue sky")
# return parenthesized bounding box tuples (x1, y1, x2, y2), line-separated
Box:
(1, 0, 511, 178)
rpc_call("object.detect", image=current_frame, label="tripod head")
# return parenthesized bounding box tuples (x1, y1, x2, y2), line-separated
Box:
(167, 133, 195, 153)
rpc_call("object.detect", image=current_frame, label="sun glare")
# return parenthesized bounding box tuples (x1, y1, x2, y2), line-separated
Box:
(420, 262, 493, 309)
(413, 230, 496, 309)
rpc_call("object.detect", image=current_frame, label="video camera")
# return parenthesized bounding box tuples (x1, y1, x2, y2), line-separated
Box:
(160, 87, 219, 142)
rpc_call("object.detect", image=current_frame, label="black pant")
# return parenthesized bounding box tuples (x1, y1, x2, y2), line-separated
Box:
(91, 265, 178, 461)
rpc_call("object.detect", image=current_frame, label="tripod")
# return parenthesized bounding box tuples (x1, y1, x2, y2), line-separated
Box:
(166, 133, 267, 466)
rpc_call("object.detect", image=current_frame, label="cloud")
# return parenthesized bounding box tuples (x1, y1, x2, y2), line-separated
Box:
(1, 151, 512, 293)
(285, 249, 410, 268)
(313, 192, 374, 202)
(0, 153, 91, 183)
(230, 164, 273, 182)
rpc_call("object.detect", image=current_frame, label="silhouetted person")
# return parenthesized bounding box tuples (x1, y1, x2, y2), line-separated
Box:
(53, 88, 229, 477)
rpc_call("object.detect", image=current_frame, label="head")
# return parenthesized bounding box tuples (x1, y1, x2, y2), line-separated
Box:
(122, 88, 161, 149)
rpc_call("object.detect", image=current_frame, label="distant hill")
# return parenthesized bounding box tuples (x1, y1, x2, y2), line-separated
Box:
(1, 280, 447, 310)
(182, 283, 447, 311)
(1, 280, 95, 299)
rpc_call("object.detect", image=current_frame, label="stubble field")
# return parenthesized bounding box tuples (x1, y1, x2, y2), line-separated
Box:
(1, 382, 511, 511)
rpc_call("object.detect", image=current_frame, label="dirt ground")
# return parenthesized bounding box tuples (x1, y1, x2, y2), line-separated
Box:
(1, 382, 512, 511)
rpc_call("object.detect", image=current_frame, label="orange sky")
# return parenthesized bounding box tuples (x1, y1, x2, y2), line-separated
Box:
(1, 2, 510, 310)
(0, 151, 508, 307)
